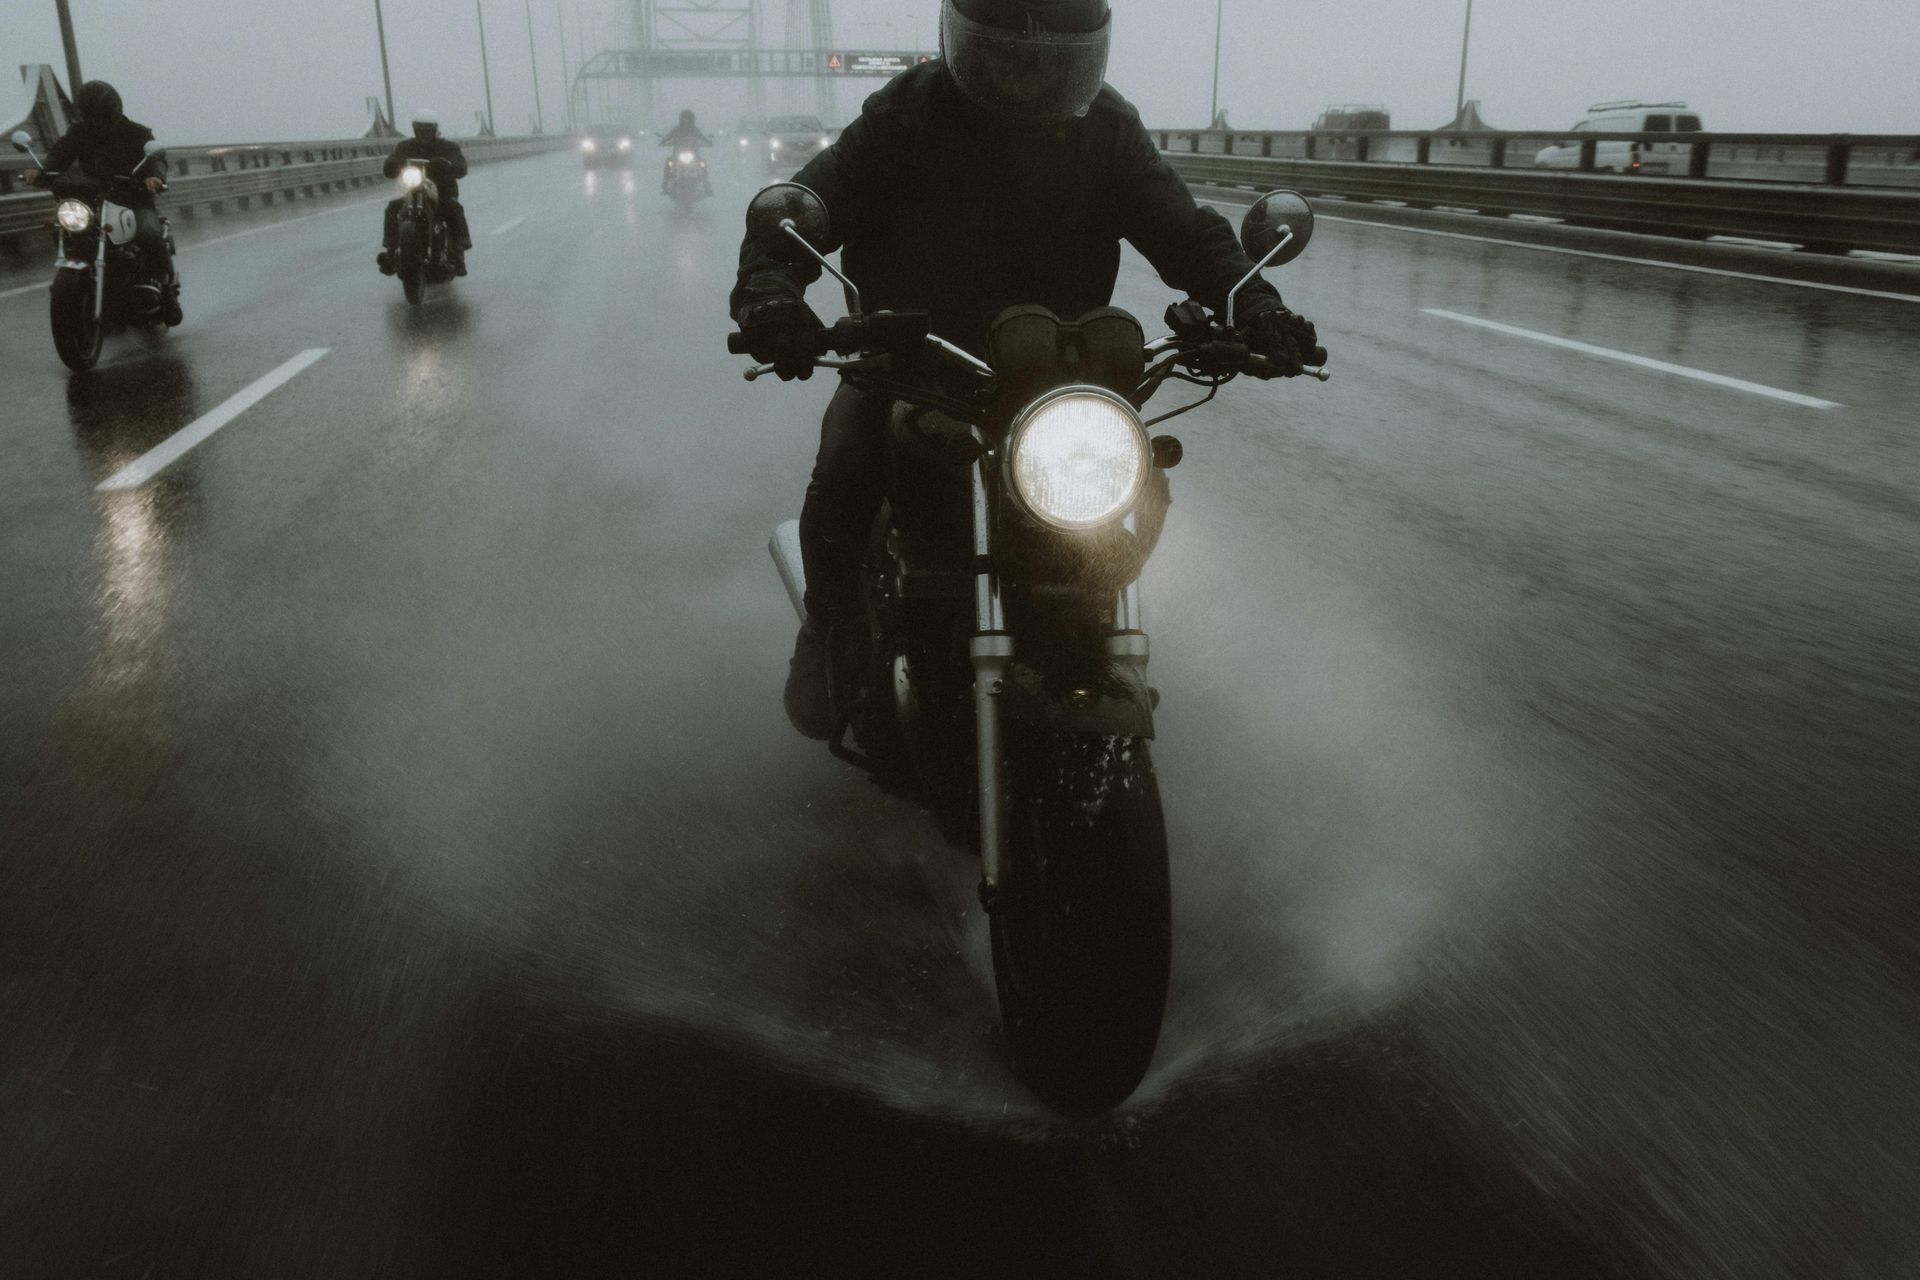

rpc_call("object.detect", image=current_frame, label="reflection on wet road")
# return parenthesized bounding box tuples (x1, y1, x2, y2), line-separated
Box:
(0, 150, 1916, 1278)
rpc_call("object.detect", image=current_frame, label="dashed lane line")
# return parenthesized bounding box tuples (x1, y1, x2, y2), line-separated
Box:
(1420, 309, 1842, 410)
(95, 348, 331, 491)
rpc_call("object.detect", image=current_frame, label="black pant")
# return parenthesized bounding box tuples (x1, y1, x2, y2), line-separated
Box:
(800, 381, 891, 625)
(383, 197, 471, 251)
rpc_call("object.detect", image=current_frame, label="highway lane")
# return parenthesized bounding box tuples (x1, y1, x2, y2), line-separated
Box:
(1, 147, 1917, 1278)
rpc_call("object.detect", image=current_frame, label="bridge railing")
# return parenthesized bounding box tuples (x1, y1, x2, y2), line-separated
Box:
(0, 133, 571, 246)
(1156, 129, 1920, 190)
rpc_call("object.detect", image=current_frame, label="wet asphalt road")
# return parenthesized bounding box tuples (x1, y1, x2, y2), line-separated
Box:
(2, 149, 1917, 1279)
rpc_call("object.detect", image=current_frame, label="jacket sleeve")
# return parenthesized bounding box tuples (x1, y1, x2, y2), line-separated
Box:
(730, 105, 893, 316)
(42, 126, 81, 174)
(1110, 110, 1285, 321)
(441, 141, 469, 179)
(381, 141, 407, 179)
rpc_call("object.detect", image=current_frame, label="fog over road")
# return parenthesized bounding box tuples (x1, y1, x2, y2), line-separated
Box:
(2, 149, 1916, 1278)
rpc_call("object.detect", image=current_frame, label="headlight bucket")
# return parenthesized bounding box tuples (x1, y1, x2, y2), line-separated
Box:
(56, 199, 94, 232)
(1005, 387, 1151, 532)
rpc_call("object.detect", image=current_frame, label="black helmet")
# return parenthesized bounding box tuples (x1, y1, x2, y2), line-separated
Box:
(680, 109, 696, 125)
(939, 0, 1111, 126)
(76, 80, 124, 131)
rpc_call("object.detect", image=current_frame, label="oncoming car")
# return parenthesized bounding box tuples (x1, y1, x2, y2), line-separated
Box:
(579, 125, 638, 169)
(763, 115, 836, 172)
(1534, 101, 1704, 175)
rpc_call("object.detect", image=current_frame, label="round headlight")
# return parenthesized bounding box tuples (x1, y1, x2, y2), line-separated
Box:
(1007, 388, 1150, 531)
(677, 150, 695, 164)
(820, 135, 832, 147)
(618, 138, 632, 151)
(770, 139, 782, 150)
(56, 199, 94, 232)
(400, 166, 425, 189)
(581, 139, 596, 151)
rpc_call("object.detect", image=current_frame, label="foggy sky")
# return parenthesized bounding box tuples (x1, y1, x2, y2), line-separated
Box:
(8, 0, 1918, 144)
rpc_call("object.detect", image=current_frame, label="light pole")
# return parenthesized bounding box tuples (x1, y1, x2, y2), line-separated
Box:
(523, 0, 545, 133)
(53, 0, 83, 93)
(476, 0, 498, 136)
(1208, 0, 1224, 128)
(372, 0, 396, 133)
(556, 1, 574, 130)
(1455, 0, 1474, 121)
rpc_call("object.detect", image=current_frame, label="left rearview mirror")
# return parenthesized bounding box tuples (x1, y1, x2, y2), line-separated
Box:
(9, 130, 32, 151)
(745, 182, 831, 266)
(1240, 190, 1315, 267)
(143, 140, 164, 155)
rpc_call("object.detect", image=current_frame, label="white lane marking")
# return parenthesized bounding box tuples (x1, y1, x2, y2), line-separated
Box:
(96, 348, 330, 491)
(491, 215, 526, 235)
(1200, 193, 1920, 305)
(1421, 309, 1843, 410)
(0, 280, 45, 300)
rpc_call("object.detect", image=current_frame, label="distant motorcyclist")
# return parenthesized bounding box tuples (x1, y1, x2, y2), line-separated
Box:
(377, 110, 471, 276)
(731, 0, 1323, 739)
(660, 109, 713, 194)
(23, 80, 174, 319)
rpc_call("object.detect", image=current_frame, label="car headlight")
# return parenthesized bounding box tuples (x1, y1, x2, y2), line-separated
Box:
(770, 139, 782, 150)
(56, 199, 94, 232)
(1006, 388, 1151, 531)
(618, 138, 632, 151)
(738, 137, 750, 148)
(821, 135, 832, 147)
(400, 167, 425, 189)
(582, 139, 596, 152)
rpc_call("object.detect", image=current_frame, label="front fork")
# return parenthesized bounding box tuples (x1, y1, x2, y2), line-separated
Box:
(971, 463, 1152, 902)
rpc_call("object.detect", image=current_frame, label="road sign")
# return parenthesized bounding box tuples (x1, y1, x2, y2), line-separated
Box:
(827, 53, 843, 70)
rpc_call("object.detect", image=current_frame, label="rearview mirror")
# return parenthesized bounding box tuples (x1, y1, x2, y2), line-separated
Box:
(1240, 190, 1315, 267)
(143, 140, 165, 155)
(745, 181, 831, 266)
(9, 130, 32, 151)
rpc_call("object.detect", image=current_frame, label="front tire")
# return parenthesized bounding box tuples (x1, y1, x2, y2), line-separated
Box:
(991, 732, 1171, 1114)
(50, 270, 103, 372)
(397, 220, 425, 306)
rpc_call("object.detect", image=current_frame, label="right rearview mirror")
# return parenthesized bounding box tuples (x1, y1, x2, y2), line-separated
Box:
(745, 182, 831, 266)
(9, 130, 32, 151)
(1241, 190, 1315, 266)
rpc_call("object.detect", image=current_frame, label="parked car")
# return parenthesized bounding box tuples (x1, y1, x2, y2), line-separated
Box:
(579, 124, 638, 169)
(1534, 101, 1704, 175)
(763, 115, 836, 172)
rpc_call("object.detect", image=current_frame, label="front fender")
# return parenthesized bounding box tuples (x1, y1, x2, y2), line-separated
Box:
(999, 656, 1155, 740)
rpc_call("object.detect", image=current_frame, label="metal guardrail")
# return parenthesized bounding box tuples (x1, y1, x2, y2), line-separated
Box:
(1155, 128, 1920, 189)
(0, 134, 570, 242)
(1163, 150, 1920, 256)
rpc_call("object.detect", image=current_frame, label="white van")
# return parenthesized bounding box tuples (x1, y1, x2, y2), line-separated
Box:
(1533, 102, 1705, 175)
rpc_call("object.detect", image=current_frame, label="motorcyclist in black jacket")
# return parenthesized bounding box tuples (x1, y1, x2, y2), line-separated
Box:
(731, 0, 1323, 740)
(23, 80, 175, 319)
(660, 109, 713, 194)
(377, 109, 472, 276)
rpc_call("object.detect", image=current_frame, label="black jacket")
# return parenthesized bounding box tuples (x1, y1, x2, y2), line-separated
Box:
(661, 123, 712, 148)
(382, 136, 469, 200)
(732, 62, 1284, 354)
(42, 116, 167, 209)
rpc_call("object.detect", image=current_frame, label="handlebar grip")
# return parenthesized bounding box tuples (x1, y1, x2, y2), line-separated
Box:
(726, 331, 754, 356)
(1309, 345, 1329, 366)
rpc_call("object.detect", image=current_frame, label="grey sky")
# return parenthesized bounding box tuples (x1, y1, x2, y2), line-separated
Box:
(9, 0, 1918, 144)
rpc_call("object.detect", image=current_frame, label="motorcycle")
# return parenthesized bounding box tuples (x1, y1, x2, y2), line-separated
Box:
(10, 130, 182, 373)
(390, 158, 457, 306)
(663, 143, 711, 208)
(731, 183, 1329, 1113)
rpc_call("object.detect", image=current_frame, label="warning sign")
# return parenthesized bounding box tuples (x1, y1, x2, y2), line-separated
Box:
(826, 53, 843, 70)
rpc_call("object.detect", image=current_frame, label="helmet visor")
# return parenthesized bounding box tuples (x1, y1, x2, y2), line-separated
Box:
(941, 6, 1110, 125)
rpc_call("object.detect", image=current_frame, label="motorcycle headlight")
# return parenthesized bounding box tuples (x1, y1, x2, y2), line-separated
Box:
(820, 135, 832, 147)
(57, 199, 93, 232)
(677, 150, 695, 164)
(401, 166, 425, 189)
(618, 138, 632, 151)
(1006, 388, 1151, 531)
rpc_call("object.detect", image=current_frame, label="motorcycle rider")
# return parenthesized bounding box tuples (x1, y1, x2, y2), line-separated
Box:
(660, 108, 713, 194)
(377, 109, 472, 277)
(731, 0, 1323, 739)
(22, 80, 177, 323)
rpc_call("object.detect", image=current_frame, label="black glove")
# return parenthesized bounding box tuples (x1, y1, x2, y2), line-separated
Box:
(734, 283, 825, 382)
(1240, 305, 1323, 378)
